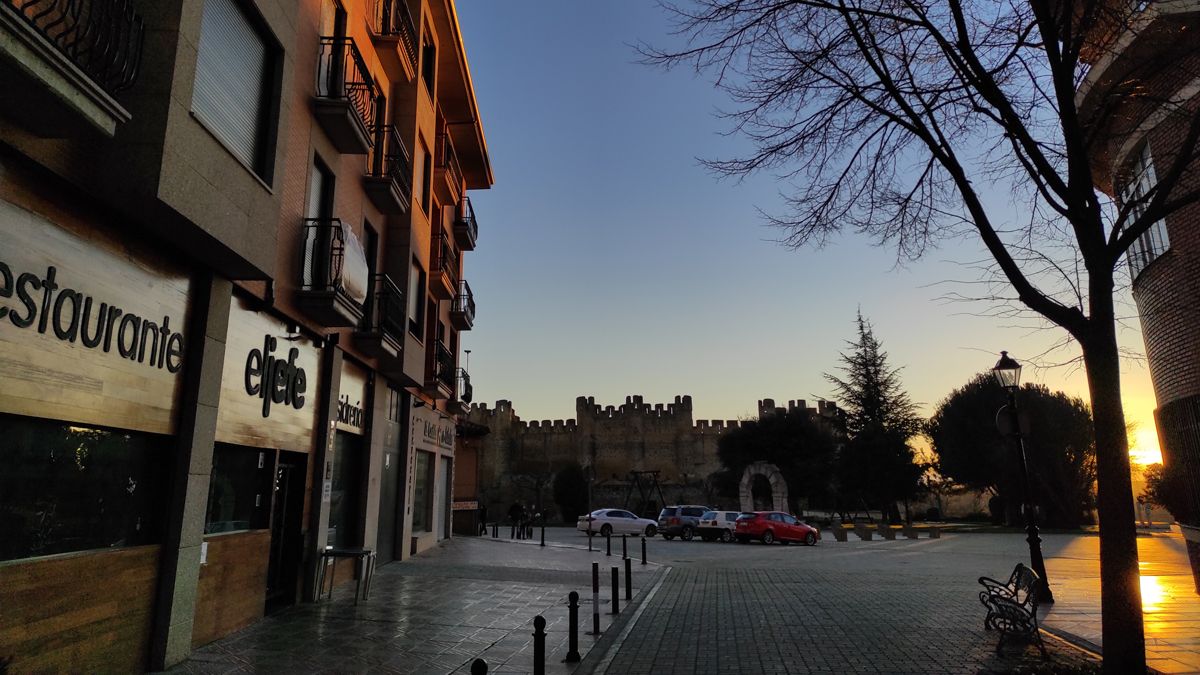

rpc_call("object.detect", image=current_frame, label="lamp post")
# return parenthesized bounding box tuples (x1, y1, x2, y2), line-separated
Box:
(992, 351, 1054, 604)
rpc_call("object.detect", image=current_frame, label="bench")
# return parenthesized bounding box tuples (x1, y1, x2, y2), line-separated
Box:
(977, 563, 1048, 658)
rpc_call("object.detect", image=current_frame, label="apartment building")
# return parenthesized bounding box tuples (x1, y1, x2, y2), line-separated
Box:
(0, 0, 491, 670)
(1076, 2, 1200, 587)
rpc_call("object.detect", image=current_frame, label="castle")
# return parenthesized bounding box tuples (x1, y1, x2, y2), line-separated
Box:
(465, 395, 844, 518)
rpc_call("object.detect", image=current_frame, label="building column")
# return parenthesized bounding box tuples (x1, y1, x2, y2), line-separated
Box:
(303, 337, 343, 601)
(360, 374, 387, 552)
(149, 274, 232, 670)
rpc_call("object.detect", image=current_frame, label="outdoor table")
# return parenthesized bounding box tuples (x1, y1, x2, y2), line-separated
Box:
(317, 548, 376, 604)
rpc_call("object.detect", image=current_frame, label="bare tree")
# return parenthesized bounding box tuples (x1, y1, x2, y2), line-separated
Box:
(643, 1, 1200, 671)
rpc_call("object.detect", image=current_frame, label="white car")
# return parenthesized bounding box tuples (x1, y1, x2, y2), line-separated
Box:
(576, 509, 658, 538)
(696, 510, 742, 542)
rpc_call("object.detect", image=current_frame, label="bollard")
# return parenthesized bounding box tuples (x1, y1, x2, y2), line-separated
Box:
(611, 566, 620, 614)
(565, 591, 581, 663)
(606, 531, 611, 557)
(641, 536, 647, 565)
(622, 534, 628, 559)
(471, 658, 488, 675)
(625, 556, 632, 601)
(492, 522, 498, 538)
(540, 522, 546, 547)
(590, 562, 600, 635)
(532, 615, 546, 675)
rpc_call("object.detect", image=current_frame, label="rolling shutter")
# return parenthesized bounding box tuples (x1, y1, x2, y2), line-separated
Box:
(192, 0, 269, 172)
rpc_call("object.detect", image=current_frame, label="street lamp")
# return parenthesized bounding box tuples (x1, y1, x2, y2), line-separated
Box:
(992, 351, 1055, 603)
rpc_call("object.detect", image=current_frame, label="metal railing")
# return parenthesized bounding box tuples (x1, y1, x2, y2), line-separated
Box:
(456, 196, 478, 242)
(432, 341, 454, 390)
(370, 0, 417, 67)
(300, 218, 346, 292)
(4, 0, 144, 95)
(433, 230, 458, 286)
(370, 124, 413, 197)
(368, 273, 405, 338)
(438, 132, 463, 192)
(457, 367, 473, 404)
(452, 279, 475, 325)
(316, 36, 377, 137)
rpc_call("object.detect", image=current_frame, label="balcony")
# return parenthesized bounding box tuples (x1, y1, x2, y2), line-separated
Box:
(0, 0, 143, 136)
(314, 36, 377, 155)
(429, 230, 458, 301)
(354, 274, 404, 365)
(453, 196, 478, 251)
(436, 132, 463, 204)
(423, 341, 455, 400)
(363, 125, 412, 214)
(368, 0, 416, 82)
(447, 367, 472, 416)
(450, 280, 474, 331)
(296, 218, 369, 327)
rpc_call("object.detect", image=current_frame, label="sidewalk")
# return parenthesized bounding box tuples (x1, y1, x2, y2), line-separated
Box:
(168, 537, 663, 675)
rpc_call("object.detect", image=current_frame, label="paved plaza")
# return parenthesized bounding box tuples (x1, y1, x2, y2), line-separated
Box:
(168, 527, 1199, 674)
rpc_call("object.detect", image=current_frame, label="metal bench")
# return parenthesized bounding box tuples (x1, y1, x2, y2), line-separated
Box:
(977, 563, 1048, 658)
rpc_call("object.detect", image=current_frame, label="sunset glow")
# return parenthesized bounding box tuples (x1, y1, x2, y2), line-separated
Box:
(1130, 428, 1163, 466)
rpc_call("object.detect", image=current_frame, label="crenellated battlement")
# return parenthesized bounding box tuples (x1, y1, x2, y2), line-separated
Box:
(575, 394, 694, 420)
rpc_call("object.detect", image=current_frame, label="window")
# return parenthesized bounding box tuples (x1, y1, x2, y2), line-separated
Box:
(1120, 145, 1171, 280)
(724, 513, 738, 522)
(192, 0, 279, 180)
(0, 414, 170, 562)
(421, 140, 433, 214)
(328, 432, 362, 548)
(408, 257, 426, 337)
(205, 444, 273, 534)
(412, 450, 434, 532)
(421, 27, 436, 98)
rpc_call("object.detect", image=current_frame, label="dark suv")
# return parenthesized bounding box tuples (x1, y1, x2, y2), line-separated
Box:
(657, 505, 712, 541)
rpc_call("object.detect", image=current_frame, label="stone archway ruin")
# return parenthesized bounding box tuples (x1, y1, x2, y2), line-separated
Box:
(738, 461, 789, 513)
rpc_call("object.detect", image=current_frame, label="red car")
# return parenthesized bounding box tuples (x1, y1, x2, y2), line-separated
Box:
(734, 511, 820, 545)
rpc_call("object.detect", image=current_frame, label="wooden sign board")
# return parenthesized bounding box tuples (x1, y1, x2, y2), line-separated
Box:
(411, 405, 455, 454)
(334, 358, 368, 435)
(0, 198, 191, 435)
(214, 297, 322, 452)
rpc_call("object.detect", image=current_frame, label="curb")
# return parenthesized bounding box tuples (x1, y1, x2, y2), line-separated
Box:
(573, 566, 673, 675)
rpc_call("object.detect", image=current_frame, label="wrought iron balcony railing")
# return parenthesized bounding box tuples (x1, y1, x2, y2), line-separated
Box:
(456, 367, 473, 405)
(454, 196, 478, 248)
(369, 273, 405, 339)
(451, 279, 474, 328)
(316, 36, 377, 139)
(437, 132, 463, 192)
(369, 124, 412, 194)
(4, 0, 144, 95)
(432, 341, 454, 390)
(370, 0, 417, 67)
(433, 230, 458, 285)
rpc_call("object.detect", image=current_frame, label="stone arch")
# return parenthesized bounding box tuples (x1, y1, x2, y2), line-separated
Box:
(738, 462, 789, 513)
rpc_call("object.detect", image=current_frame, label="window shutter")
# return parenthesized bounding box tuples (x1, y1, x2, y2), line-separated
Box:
(193, 0, 269, 172)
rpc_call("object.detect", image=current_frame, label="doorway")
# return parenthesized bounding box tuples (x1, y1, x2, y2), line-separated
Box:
(266, 451, 307, 613)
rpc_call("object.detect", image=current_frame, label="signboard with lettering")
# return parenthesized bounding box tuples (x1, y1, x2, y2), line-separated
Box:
(335, 359, 368, 435)
(0, 197, 192, 434)
(411, 405, 455, 453)
(215, 297, 322, 451)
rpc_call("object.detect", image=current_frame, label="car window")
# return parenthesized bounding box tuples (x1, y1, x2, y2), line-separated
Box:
(618, 511, 636, 519)
(725, 513, 738, 522)
(736, 512, 755, 521)
(783, 514, 798, 525)
(701, 511, 717, 520)
(769, 513, 784, 522)
(659, 508, 677, 517)
(682, 507, 705, 517)
(591, 509, 606, 517)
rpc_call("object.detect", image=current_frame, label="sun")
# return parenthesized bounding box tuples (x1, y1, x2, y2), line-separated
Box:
(1129, 428, 1163, 466)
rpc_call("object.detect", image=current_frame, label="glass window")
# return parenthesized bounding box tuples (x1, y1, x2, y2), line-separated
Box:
(205, 444, 273, 534)
(328, 432, 362, 548)
(725, 513, 739, 522)
(192, 0, 278, 180)
(1120, 145, 1171, 280)
(683, 507, 705, 517)
(700, 511, 716, 520)
(421, 28, 436, 98)
(0, 414, 170, 562)
(783, 515, 798, 525)
(408, 258, 426, 337)
(659, 507, 677, 517)
(412, 450, 434, 532)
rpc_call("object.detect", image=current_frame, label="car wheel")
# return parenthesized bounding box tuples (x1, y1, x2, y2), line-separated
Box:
(645, 525, 657, 537)
(663, 534, 675, 541)
(681, 526, 694, 541)
(805, 532, 817, 546)
(720, 529, 733, 543)
(761, 530, 775, 545)
(586, 530, 595, 537)
(600, 524, 612, 537)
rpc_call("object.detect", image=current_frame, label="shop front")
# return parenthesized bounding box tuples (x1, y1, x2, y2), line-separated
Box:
(192, 297, 323, 647)
(0, 181, 192, 672)
(406, 404, 455, 556)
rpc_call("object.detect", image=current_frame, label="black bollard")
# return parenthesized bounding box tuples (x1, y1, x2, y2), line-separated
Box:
(606, 531, 611, 557)
(532, 615, 546, 675)
(492, 522, 498, 538)
(625, 556, 632, 601)
(471, 658, 488, 675)
(641, 535, 647, 565)
(622, 534, 627, 559)
(565, 591, 581, 663)
(540, 521, 546, 547)
(611, 566, 620, 614)
(590, 562, 600, 635)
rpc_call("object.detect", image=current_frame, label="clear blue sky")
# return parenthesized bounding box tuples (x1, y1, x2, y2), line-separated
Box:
(455, 1, 1160, 460)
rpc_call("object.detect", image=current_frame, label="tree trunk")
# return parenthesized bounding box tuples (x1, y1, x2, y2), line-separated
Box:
(1081, 314, 1146, 673)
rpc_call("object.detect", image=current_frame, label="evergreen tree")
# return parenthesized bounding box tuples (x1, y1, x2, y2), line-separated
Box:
(826, 312, 923, 518)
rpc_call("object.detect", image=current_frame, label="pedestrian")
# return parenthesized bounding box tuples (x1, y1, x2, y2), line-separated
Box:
(508, 500, 525, 538)
(478, 502, 488, 536)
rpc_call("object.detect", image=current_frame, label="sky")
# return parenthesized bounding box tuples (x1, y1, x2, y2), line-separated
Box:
(454, 1, 1163, 466)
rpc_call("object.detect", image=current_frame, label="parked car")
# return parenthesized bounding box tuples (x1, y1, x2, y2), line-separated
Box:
(657, 505, 712, 541)
(576, 509, 658, 537)
(734, 511, 820, 545)
(697, 510, 741, 542)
